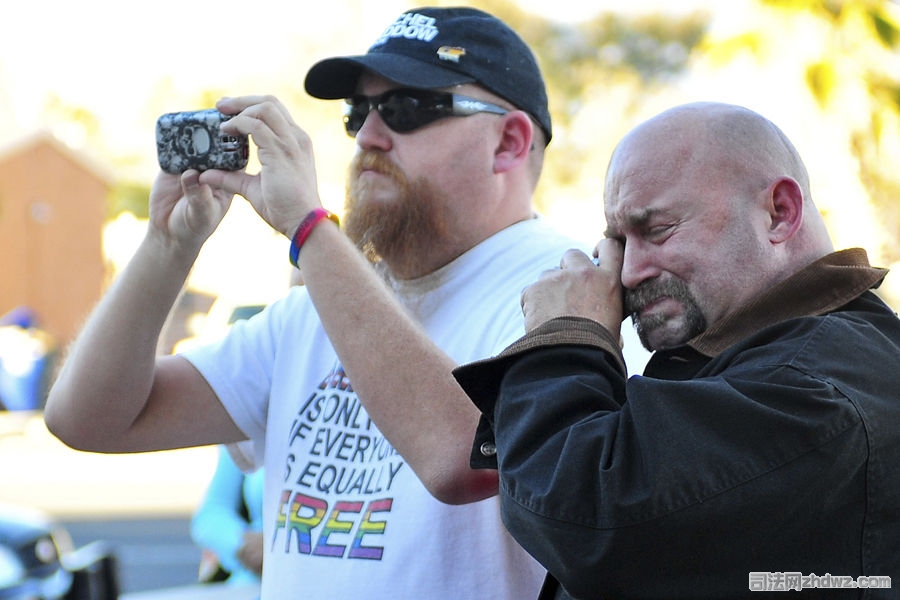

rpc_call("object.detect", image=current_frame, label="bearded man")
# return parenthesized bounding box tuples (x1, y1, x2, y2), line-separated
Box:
(45, 7, 584, 599)
(454, 102, 900, 599)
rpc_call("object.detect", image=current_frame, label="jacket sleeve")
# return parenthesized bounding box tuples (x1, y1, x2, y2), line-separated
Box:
(456, 316, 626, 470)
(455, 317, 866, 599)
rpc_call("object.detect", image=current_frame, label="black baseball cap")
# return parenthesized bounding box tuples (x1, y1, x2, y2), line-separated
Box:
(304, 6, 552, 144)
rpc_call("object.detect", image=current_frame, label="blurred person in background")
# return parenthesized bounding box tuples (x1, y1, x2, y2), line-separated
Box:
(0, 307, 56, 411)
(189, 270, 302, 589)
(192, 445, 263, 588)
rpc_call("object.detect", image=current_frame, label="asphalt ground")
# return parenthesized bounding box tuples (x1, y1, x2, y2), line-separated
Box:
(0, 411, 217, 518)
(1, 410, 226, 595)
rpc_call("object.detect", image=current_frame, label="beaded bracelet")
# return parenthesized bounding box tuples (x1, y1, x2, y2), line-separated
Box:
(288, 207, 340, 267)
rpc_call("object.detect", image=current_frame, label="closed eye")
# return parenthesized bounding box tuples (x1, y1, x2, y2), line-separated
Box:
(645, 223, 676, 243)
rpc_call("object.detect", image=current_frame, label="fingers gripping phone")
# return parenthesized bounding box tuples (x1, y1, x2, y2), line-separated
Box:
(156, 109, 249, 173)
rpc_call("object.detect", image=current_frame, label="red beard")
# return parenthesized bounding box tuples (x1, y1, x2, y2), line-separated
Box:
(343, 151, 449, 275)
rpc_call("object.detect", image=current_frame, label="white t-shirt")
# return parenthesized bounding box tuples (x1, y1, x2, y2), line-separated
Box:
(184, 218, 583, 599)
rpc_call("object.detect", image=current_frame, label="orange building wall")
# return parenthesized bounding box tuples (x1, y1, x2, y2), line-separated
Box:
(0, 135, 109, 348)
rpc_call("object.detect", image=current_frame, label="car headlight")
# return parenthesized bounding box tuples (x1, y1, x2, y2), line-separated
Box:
(34, 535, 59, 565)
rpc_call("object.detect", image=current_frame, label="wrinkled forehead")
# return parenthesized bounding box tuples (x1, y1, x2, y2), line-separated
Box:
(603, 131, 697, 231)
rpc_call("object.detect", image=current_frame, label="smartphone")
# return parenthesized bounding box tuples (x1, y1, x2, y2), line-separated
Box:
(156, 109, 249, 173)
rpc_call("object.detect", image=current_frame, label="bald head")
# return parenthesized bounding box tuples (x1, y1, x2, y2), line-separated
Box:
(619, 103, 806, 189)
(607, 102, 833, 266)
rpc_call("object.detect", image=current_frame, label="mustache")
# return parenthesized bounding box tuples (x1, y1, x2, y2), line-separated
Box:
(624, 277, 695, 316)
(349, 151, 403, 182)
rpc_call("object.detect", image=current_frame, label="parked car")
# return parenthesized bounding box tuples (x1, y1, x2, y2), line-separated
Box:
(0, 503, 118, 599)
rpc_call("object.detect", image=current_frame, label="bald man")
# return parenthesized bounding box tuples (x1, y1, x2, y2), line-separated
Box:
(455, 102, 900, 599)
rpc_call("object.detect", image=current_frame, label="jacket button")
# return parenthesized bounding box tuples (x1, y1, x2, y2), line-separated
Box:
(480, 441, 497, 457)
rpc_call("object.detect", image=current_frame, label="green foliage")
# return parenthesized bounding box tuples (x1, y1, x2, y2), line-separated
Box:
(431, 0, 711, 202)
(806, 61, 837, 108)
(41, 0, 900, 268)
(539, 9, 709, 196)
(735, 0, 900, 264)
(870, 6, 900, 46)
(700, 30, 767, 66)
(773, 0, 900, 261)
(107, 181, 151, 219)
(869, 77, 900, 111)
(853, 126, 900, 254)
(472, 1, 709, 124)
(760, 0, 842, 19)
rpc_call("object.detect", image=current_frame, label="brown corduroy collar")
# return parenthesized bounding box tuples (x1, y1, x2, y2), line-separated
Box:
(687, 248, 888, 357)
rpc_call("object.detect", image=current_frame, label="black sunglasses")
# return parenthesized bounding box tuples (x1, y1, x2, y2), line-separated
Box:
(343, 88, 509, 137)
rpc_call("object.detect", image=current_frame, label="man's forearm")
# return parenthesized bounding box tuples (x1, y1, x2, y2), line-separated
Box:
(44, 232, 198, 450)
(296, 222, 499, 504)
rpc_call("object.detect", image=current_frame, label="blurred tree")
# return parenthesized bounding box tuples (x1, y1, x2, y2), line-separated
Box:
(431, 0, 711, 212)
(481, 0, 900, 268)
(508, 5, 709, 194)
(43, 95, 102, 150)
(710, 0, 900, 263)
(39, 0, 900, 268)
(42, 95, 153, 219)
(107, 181, 152, 219)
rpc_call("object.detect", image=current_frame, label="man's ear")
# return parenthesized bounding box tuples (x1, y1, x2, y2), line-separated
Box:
(767, 177, 804, 243)
(493, 111, 533, 174)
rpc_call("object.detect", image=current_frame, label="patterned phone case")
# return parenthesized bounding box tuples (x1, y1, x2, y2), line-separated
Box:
(156, 109, 249, 173)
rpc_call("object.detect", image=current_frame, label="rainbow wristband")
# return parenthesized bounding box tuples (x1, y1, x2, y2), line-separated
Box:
(288, 208, 340, 267)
